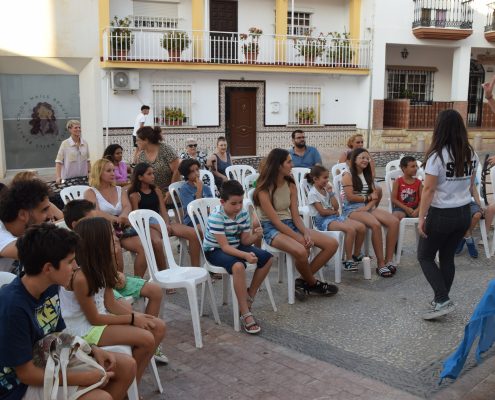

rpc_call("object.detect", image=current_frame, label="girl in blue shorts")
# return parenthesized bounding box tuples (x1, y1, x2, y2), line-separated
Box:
(253, 148, 339, 297)
(341, 148, 400, 278)
(306, 165, 366, 271)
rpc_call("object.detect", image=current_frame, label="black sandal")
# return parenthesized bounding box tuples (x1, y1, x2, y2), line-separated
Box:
(386, 263, 397, 274)
(376, 266, 393, 278)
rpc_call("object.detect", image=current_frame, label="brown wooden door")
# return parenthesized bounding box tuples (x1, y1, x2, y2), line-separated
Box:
(228, 88, 256, 156)
(210, 0, 238, 62)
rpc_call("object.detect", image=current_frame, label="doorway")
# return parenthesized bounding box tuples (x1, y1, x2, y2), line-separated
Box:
(468, 59, 485, 127)
(209, 0, 238, 63)
(226, 87, 257, 156)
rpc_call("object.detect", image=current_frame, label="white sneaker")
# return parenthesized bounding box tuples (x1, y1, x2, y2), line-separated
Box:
(154, 345, 169, 364)
(422, 300, 455, 320)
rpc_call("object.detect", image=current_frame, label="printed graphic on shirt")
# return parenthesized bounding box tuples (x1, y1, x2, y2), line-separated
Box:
(400, 188, 418, 205)
(36, 293, 62, 335)
(0, 366, 19, 396)
(446, 160, 477, 180)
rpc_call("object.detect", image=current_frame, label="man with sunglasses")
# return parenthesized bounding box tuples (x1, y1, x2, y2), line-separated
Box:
(179, 137, 208, 170)
(289, 129, 322, 168)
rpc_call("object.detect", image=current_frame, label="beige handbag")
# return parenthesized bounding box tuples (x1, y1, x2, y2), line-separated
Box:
(33, 332, 107, 400)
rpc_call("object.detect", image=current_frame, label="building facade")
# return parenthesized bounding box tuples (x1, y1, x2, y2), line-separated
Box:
(1, 0, 495, 176)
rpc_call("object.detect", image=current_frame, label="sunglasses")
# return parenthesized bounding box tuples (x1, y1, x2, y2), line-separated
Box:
(188, 144, 198, 148)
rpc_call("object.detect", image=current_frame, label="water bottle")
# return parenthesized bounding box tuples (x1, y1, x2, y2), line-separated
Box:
(363, 256, 371, 280)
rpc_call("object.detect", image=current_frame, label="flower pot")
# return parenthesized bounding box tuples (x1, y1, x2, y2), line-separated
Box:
(165, 119, 183, 126)
(298, 119, 314, 125)
(244, 51, 258, 63)
(168, 49, 182, 61)
(113, 49, 128, 60)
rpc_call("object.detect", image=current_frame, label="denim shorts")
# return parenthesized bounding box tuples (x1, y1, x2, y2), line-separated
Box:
(470, 201, 482, 217)
(392, 205, 418, 213)
(343, 202, 367, 217)
(261, 219, 301, 245)
(314, 214, 346, 231)
(205, 244, 272, 274)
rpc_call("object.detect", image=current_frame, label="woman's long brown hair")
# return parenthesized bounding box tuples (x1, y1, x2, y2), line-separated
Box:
(253, 148, 295, 207)
(349, 148, 373, 194)
(424, 109, 473, 177)
(74, 217, 118, 296)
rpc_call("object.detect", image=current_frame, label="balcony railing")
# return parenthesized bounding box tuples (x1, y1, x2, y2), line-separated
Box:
(102, 28, 371, 69)
(412, 0, 473, 29)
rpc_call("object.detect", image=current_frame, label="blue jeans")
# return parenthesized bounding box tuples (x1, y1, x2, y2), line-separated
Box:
(205, 245, 272, 274)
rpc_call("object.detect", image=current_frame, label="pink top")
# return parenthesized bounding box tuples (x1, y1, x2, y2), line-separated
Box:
(114, 161, 128, 183)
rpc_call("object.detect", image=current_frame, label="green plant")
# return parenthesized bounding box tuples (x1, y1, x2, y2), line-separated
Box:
(240, 27, 263, 54)
(327, 31, 354, 65)
(164, 107, 186, 122)
(296, 107, 316, 123)
(293, 31, 327, 59)
(161, 31, 191, 52)
(399, 89, 416, 100)
(110, 16, 134, 51)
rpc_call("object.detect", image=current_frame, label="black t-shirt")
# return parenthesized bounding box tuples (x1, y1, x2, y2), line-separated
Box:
(0, 277, 65, 400)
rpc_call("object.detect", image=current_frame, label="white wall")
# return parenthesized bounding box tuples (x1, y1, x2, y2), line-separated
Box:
(103, 70, 369, 128)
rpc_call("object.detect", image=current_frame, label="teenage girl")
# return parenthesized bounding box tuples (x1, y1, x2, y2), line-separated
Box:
(306, 165, 366, 271)
(128, 162, 202, 267)
(59, 217, 166, 382)
(341, 148, 400, 278)
(253, 148, 339, 297)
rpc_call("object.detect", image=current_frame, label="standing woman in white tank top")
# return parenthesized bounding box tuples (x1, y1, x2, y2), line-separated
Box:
(418, 109, 477, 320)
(84, 159, 151, 277)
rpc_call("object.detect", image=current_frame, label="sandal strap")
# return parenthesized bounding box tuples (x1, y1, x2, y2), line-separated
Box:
(377, 266, 391, 276)
(240, 312, 258, 329)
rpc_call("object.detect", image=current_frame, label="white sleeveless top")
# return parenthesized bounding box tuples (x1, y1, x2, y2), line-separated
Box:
(59, 285, 107, 338)
(91, 186, 122, 216)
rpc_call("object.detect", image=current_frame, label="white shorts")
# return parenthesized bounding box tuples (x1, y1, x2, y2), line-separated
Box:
(23, 386, 78, 399)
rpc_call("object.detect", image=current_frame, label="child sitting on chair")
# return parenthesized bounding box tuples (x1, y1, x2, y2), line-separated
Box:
(306, 165, 366, 271)
(178, 158, 213, 227)
(203, 180, 273, 334)
(391, 156, 423, 221)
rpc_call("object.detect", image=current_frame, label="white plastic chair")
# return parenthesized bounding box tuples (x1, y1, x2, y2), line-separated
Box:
(331, 163, 348, 179)
(385, 158, 423, 178)
(473, 164, 490, 259)
(102, 345, 162, 399)
(60, 185, 89, 205)
(247, 189, 299, 304)
(167, 181, 193, 265)
(0, 271, 15, 288)
(128, 210, 220, 348)
(200, 169, 217, 197)
(187, 198, 277, 331)
(243, 173, 259, 193)
(225, 165, 256, 195)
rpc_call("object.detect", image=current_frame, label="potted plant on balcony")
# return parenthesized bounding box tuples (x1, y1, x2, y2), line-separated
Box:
(293, 31, 327, 64)
(110, 16, 134, 59)
(161, 31, 191, 61)
(240, 27, 263, 63)
(296, 107, 316, 125)
(164, 107, 186, 126)
(327, 31, 354, 67)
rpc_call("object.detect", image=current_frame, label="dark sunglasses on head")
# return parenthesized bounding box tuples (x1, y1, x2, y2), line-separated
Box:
(188, 144, 198, 148)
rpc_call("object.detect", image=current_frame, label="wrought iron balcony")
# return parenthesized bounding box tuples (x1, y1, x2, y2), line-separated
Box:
(101, 27, 371, 71)
(412, 0, 473, 40)
(485, 3, 495, 41)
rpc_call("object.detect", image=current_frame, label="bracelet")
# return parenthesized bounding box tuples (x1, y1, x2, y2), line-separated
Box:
(130, 312, 134, 326)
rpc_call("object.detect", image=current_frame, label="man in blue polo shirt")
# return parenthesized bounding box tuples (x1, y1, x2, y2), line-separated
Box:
(289, 129, 322, 168)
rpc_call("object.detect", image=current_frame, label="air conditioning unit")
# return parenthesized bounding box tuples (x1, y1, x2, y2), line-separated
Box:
(111, 70, 140, 91)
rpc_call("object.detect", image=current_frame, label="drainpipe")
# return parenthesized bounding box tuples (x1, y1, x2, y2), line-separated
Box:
(366, 0, 376, 149)
(291, 0, 295, 35)
(105, 71, 110, 148)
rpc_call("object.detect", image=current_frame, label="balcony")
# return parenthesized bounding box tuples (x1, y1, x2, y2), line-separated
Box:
(412, 0, 473, 40)
(101, 28, 371, 73)
(485, 4, 495, 42)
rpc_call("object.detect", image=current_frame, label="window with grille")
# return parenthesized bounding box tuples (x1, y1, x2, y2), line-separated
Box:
(152, 82, 192, 127)
(387, 68, 434, 104)
(133, 1, 179, 28)
(288, 86, 321, 125)
(287, 12, 312, 36)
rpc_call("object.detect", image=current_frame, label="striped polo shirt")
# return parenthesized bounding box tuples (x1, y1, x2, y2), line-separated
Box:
(203, 206, 251, 251)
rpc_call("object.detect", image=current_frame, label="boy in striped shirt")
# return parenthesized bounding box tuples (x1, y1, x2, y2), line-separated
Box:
(203, 180, 273, 334)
